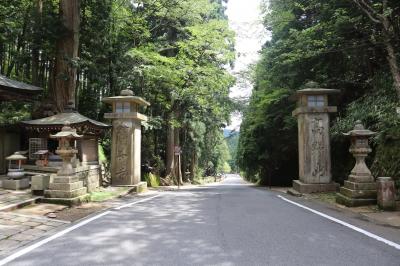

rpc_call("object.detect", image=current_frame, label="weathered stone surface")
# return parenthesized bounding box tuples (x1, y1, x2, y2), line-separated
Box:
(0, 239, 20, 249)
(336, 193, 377, 207)
(336, 122, 377, 207)
(44, 187, 87, 199)
(75, 165, 100, 192)
(2, 178, 30, 190)
(110, 120, 143, 186)
(343, 181, 376, 190)
(293, 180, 338, 194)
(49, 181, 83, 191)
(41, 194, 90, 207)
(52, 175, 79, 184)
(137, 181, 148, 193)
(31, 174, 51, 191)
(292, 87, 338, 193)
(377, 177, 396, 211)
(103, 92, 149, 186)
(340, 187, 376, 199)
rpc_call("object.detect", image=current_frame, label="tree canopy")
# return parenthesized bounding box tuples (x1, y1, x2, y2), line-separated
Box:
(0, 0, 235, 182)
(238, 0, 400, 188)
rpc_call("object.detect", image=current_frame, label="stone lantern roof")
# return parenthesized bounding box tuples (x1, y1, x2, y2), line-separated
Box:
(6, 152, 27, 161)
(50, 123, 83, 139)
(343, 120, 376, 137)
(102, 89, 150, 107)
(295, 81, 340, 96)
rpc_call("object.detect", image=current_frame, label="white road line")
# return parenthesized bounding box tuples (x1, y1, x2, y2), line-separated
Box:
(114, 194, 161, 210)
(278, 195, 400, 250)
(0, 194, 162, 266)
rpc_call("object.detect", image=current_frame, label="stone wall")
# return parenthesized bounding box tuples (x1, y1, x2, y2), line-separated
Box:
(75, 165, 101, 193)
(28, 164, 101, 193)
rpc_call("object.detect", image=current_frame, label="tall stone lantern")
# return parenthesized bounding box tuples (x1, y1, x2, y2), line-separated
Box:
(336, 121, 377, 207)
(44, 123, 88, 205)
(292, 84, 339, 193)
(102, 89, 150, 186)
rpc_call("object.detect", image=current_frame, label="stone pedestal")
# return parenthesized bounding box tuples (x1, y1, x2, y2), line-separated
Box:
(292, 86, 339, 193)
(2, 178, 30, 190)
(103, 89, 150, 186)
(31, 174, 51, 195)
(377, 177, 396, 211)
(336, 121, 377, 207)
(336, 181, 377, 207)
(293, 180, 338, 194)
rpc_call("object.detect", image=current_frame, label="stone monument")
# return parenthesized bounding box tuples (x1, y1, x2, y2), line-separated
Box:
(103, 89, 150, 190)
(336, 121, 377, 207)
(376, 177, 396, 211)
(292, 83, 339, 193)
(44, 123, 88, 206)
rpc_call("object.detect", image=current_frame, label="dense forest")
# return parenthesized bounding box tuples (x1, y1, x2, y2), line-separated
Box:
(238, 0, 400, 193)
(0, 0, 235, 184)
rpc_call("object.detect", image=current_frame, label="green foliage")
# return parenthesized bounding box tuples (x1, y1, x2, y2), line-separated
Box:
(225, 131, 239, 172)
(0, 102, 31, 125)
(144, 172, 160, 187)
(238, 0, 400, 186)
(0, 0, 235, 182)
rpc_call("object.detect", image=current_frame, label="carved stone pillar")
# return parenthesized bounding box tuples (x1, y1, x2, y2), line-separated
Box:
(103, 90, 150, 187)
(292, 85, 339, 193)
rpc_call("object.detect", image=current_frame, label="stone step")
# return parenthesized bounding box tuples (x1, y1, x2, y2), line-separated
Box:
(336, 193, 377, 207)
(52, 176, 79, 184)
(344, 181, 376, 190)
(49, 181, 83, 191)
(44, 187, 87, 199)
(340, 187, 377, 199)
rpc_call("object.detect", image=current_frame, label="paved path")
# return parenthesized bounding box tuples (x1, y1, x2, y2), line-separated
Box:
(0, 189, 37, 211)
(3, 175, 400, 265)
(0, 212, 67, 257)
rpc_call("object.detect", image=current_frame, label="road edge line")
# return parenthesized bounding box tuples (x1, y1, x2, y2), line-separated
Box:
(277, 195, 400, 251)
(114, 194, 161, 210)
(0, 193, 162, 265)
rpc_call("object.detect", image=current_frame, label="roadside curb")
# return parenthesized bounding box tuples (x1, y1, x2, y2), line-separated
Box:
(0, 196, 42, 212)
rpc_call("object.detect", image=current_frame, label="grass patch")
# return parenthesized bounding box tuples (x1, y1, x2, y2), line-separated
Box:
(308, 192, 337, 204)
(144, 173, 160, 187)
(90, 187, 130, 202)
(193, 176, 218, 185)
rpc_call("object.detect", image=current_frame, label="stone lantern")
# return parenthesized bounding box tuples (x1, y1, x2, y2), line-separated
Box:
(2, 152, 29, 190)
(292, 83, 339, 193)
(6, 152, 26, 178)
(336, 121, 377, 207)
(44, 123, 88, 205)
(102, 89, 150, 187)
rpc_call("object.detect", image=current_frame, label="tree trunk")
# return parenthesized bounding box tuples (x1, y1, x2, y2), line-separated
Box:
(49, 0, 80, 112)
(190, 151, 197, 181)
(32, 0, 43, 86)
(382, 16, 400, 101)
(174, 126, 182, 185)
(165, 113, 175, 178)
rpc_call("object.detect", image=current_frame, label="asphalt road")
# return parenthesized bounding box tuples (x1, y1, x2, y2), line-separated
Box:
(4, 175, 400, 266)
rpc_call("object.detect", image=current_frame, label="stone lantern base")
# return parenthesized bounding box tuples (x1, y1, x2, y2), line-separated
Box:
(336, 180, 377, 207)
(44, 174, 89, 207)
(2, 178, 30, 190)
(293, 180, 339, 194)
